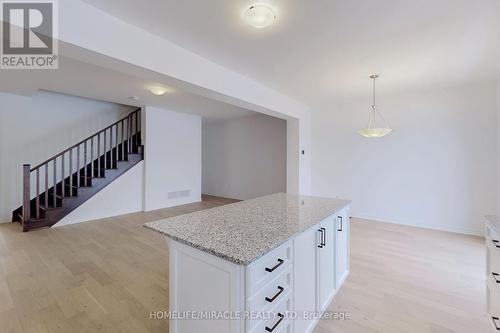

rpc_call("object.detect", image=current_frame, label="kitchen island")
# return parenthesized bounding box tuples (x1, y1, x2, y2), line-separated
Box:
(145, 193, 351, 333)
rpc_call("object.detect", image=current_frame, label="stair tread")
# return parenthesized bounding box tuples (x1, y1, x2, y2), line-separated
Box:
(40, 205, 62, 210)
(17, 213, 48, 222)
(27, 218, 48, 222)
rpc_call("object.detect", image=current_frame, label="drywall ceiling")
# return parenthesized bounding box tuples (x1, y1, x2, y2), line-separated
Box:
(82, 0, 500, 105)
(0, 56, 255, 121)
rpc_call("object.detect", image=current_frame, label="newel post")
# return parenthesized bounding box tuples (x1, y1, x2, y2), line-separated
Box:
(22, 164, 31, 230)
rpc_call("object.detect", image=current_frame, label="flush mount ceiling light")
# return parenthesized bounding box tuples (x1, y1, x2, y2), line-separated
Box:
(148, 86, 169, 96)
(244, 4, 277, 28)
(357, 75, 393, 138)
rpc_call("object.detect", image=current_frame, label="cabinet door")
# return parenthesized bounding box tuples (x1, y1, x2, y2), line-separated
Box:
(293, 225, 319, 333)
(318, 215, 336, 312)
(335, 207, 350, 288)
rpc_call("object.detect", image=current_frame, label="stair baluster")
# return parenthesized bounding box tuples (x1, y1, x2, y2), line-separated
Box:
(45, 164, 48, 209)
(61, 153, 65, 198)
(22, 164, 30, 231)
(53, 158, 57, 207)
(115, 124, 118, 165)
(36, 169, 40, 219)
(69, 149, 73, 196)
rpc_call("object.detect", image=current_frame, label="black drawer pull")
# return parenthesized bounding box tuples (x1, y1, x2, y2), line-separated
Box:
(265, 313, 284, 332)
(493, 273, 500, 283)
(493, 240, 500, 249)
(265, 286, 285, 303)
(265, 259, 284, 272)
(338, 216, 343, 231)
(318, 229, 324, 248)
(493, 316, 500, 330)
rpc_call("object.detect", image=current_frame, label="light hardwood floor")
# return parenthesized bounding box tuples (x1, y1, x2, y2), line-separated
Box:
(0, 197, 490, 333)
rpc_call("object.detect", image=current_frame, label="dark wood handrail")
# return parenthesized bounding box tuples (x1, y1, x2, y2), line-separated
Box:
(30, 108, 141, 171)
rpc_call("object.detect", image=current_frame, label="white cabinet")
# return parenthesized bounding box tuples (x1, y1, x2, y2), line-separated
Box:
(318, 215, 336, 312)
(293, 207, 351, 333)
(293, 225, 319, 333)
(168, 240, 245, 333)
(335, 207, 350, 288)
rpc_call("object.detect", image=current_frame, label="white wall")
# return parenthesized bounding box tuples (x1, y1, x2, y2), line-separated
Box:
(143, 106, 202, 211)
(60, 0, 311, 196)
(0, 90, 132, 222)
(311, 81, 498, 236)
(202, 114, 287, 200)
(497, 80, 500, 214)
(56, 162, 144, 227)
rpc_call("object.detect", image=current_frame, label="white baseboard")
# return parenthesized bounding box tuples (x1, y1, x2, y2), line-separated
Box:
(0, 217, 11, 224)
(201, 192, 243, 201)
(144, 195, 201, 213)
(353, 213, 484, 237)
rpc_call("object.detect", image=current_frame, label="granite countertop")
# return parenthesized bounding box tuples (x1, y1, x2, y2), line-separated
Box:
(144, 193, 351, 265)
(485, 215, 500, 235)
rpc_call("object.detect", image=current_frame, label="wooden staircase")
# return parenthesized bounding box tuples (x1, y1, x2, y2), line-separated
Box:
(12, 108, 143, 231)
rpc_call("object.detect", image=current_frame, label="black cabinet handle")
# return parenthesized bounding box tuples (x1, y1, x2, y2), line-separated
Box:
(265, 313, 284, 332)
(493, 240, 500, 249)
(492, 316, 500, 330)
(321, 227, 326, 246)
(493, 273, 500, 283)
(265, 286, 285, 303)
(338, 216, 343, 231)
(265, 259, 284, 272)
(318, 229, 324, 248)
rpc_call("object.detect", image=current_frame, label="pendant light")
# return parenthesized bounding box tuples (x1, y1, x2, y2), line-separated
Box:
(357, 75, 392, 138)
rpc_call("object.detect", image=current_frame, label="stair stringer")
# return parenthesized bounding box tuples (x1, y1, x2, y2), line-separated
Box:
(54, 161, 144, 227)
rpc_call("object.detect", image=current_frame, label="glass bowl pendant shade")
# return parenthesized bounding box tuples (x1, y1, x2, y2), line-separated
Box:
(358, 75, 392, 138)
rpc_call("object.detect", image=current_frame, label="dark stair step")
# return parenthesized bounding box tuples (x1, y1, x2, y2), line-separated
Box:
(16, 213, 50, 231)
(55, 183, 78, 197)
(78, 176, 93, 187)
(23, 219, 51, 231)
(40, 204, 62, 212)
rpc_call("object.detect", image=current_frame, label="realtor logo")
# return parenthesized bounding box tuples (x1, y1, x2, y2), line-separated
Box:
(1, 0, 58, 69)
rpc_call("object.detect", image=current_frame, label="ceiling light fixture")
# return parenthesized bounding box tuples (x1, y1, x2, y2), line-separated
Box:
(244, 4, 276, 28)
(149, 86, 169, 96)
(358, 75, 392, 138)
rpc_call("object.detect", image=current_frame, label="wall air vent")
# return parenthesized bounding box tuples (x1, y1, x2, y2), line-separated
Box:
(168, 190, 191, 199)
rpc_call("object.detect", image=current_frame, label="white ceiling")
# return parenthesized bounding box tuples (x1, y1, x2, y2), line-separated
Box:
(0, 56, 255, 121)
(82, 0, 500, 105)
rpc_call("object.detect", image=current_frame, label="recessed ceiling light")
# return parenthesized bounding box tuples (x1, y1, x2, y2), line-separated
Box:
(129, 96, 140, 101)
(244, 4, 277, 29)
(149, 86, 169, 96)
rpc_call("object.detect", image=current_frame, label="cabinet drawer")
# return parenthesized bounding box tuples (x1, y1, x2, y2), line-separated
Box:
(247, 241, 292, 297)
(248, 294, 291, 333)
(249, 319, 291, 333)
(247, 267, 291, 316)
(487, 273, 500, 316)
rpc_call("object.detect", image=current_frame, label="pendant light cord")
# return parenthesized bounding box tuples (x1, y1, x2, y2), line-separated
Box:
(359, 74, 392, 137)
(372, 76, 376, 111)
